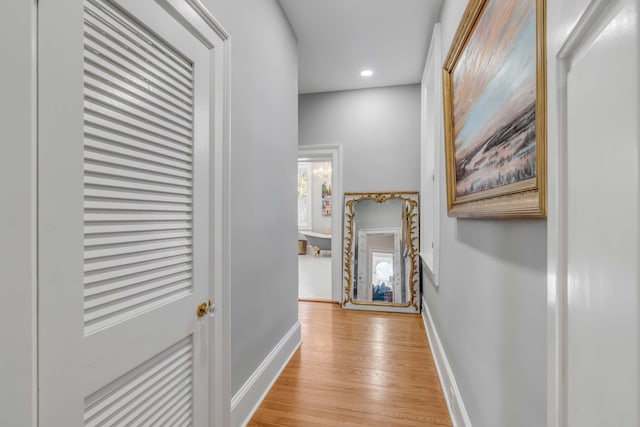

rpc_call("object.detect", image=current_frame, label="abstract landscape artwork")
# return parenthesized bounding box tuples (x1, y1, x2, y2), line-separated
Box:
(442, 0, 546, 218)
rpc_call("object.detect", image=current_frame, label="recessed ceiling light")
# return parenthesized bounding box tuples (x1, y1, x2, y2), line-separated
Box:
(360, 69, 373, 77)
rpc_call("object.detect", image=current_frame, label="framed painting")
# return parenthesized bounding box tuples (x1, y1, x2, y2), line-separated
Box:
(442, 0, 546, 218)
(322, 197, 332, 216)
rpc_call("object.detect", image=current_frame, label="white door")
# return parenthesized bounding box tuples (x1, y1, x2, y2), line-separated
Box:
(38, 0, 225, 425)
(559, 0, 639, 425)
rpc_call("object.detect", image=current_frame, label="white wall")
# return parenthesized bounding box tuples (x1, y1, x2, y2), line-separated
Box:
(0, 1, 37, 425)
(422, 1, 547, 426)
(353, 199, 403, 233)
(299, 84, 421, 193)
(203, 0, 300, 396)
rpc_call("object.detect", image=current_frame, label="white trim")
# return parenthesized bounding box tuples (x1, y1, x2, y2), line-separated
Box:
(298, 144, 344, 302)
(103, 2, 232, 425)
(220, 23, 233, 427)
(230, 321, 302, 427)
(421, 297, 472, 427)
(219, 33, 233, 427)
(171, 3, 232, 426)
(548, 2, 623, 426)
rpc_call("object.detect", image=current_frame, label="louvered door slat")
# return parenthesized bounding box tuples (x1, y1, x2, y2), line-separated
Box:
(84, 254, 192, 285)
(85, 271, 192, 308)
(85, 111, 191, 155)
(106, 371, 192, 426)
(85, 100, 192, 147)
(84, 344, 191, 419)
(85, 114, 191, 155)
(85, 128, 192, 166)
(84, 85, 192, 139)
(137, 383, 192, 426)
(85, 199, 191, 212)
(84, 262, 191, 296)
(84, 280, 192, 319)
(85, 212, 192, 223)
(85, 0, 192, 79)
(84, 62, 193, 124)
(85, 245, 191, 271)
(83, 45, 192, 111)
(84, 279, 192, 330)
(85, 229, 192, 246)
(84, 77, 189, 129)
(83, 30, 192, 102)
(85, 221, 192, 234)
(84, 134, 192, 168)
(85, 150, 192, 180)
(84, 339, 193, 426)
(83, 50, 192, 116)
(85, 163, 191, 188)
(83, 0, 194, 336)
(83, 11, 193, 89)
(165, 402, 193, 427)
(85, 204, 191, 216)
(85, 236, 192, 259)
(85, 176, 191, 198)
(145, 391, 192, 426)
(85, 187, 191, 204)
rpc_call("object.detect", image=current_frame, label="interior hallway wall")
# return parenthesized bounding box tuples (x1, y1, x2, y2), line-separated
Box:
(0, 1, 37, 425)
(203, 0, 300, 396)
(422, 1, 548, 426)
(299, 84, 421, 193)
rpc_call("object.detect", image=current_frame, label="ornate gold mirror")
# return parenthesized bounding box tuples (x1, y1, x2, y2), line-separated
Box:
(342, 192, 420, 313)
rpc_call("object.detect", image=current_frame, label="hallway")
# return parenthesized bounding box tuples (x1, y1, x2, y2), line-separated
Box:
(249, 302, 452, 426)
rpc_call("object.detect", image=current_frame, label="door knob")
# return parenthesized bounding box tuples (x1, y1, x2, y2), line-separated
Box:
(197, 301, 209, 318)
(197, 300, 215, 318)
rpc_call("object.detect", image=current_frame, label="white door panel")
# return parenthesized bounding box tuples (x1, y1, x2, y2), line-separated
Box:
(562, 0, 639, 425)
(39, 0, 221, 424)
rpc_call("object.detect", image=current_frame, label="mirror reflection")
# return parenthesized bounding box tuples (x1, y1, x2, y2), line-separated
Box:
(343, 192, 420, 313)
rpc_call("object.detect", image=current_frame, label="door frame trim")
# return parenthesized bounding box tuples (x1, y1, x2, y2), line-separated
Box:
(298, 144, 344, 302)
(547, 1, 628, 425)
(159, 1, 233, 425)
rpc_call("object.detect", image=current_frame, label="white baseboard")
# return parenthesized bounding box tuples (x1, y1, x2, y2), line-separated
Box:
(230, 321, 301, 427)
(421, 297, 472, 427)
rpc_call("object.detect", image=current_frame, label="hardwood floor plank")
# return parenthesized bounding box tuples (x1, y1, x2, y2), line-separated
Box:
(249, 302, 452, 426)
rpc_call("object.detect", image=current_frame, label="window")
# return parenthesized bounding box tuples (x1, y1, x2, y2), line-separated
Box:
(297, 162, 312, 230)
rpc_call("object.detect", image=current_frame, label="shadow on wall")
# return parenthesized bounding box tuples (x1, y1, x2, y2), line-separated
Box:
(455, 219, 547, 273)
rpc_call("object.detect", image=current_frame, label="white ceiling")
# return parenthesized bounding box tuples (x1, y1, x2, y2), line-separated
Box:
(278, 0, 443, 94)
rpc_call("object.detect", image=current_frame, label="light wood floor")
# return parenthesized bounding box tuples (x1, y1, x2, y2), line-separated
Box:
(249, 301, 452, 426)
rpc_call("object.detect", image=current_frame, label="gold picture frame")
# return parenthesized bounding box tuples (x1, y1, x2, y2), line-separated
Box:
(442, 0, 546, 218)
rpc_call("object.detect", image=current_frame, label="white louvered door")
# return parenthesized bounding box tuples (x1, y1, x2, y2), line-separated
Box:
(38, 0, 220, 425)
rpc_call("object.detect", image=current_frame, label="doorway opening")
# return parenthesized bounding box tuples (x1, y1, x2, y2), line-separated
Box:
(297, 159, 332, 300)
(297, 145, 343, 302)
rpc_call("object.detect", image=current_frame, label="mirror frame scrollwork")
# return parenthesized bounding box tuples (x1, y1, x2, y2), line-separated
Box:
(342, 191, 420, 313)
